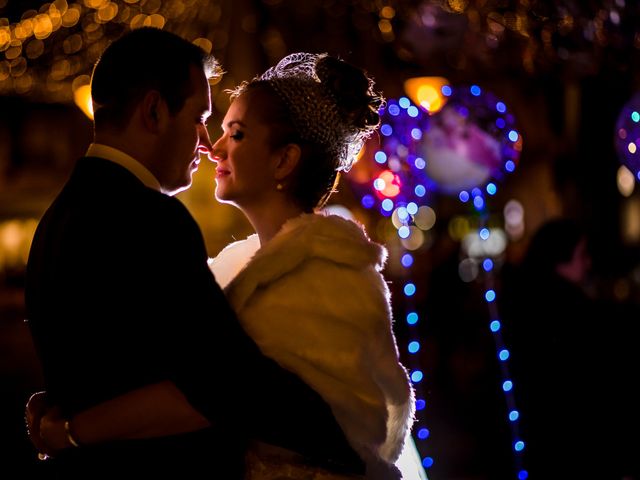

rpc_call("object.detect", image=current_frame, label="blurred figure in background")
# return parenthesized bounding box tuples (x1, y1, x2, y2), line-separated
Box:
(500, 217, 639, 479)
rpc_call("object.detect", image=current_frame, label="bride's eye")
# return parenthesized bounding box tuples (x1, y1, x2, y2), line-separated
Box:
(231, 131, 244, 141)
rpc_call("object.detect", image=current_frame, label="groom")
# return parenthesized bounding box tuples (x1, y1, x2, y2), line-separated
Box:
(24, 27, 354, 478)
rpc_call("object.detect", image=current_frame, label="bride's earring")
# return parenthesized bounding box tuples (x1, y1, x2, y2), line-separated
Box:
(276, 183, 284, 191)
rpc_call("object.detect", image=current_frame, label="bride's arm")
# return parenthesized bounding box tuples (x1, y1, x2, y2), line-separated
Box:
(35, 380, 209, 454)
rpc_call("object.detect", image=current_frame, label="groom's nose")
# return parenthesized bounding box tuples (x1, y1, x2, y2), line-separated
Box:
(198, 125, 214, 156)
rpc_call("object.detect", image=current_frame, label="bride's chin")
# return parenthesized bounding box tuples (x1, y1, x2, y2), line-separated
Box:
(214, 189, 231, 202)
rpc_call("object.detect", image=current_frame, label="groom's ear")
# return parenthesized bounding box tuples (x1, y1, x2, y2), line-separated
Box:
(141, 90, 167, 133)
(274, 144, 300, 181)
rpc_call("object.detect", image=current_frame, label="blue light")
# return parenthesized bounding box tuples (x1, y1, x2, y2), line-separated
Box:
(518, 470, 529, 479)
(388, 104, 400, 116)
(441, 85, 452, 96)
(417, 428, 430, 440)
(407, 106, 419, 117)
(514, 440, 525, 452)
(459, 191, 470, 202)
(406, 312, 419, 325)
(361, 194, 375, 209)
(505, 160, 516, 172)
(373, 178, 385, 191)
(415, 185, 426, 197)
(508, 130, 519, 142)
(411, 370, 423, 383)
(404, 283, 416, 296)
(411, 128, 422, 140)
(407, 202, 418, 215)
(473, 196, 484, 209)
(414, 157, 426, 169)
(398, 226, 410, 239)
(486, 182, 497, 195)
(401, 253, 414, 268)
(471, 187, 482, 197)
(496, 101, 506, 113)
(422, 456, 434, 468)
(381, 124, 393, 136)
(499, 349, 510, 361)
(374, 151, 388, 164)
(381, 199, 394, 211)
(479, 228, 490, 240)
(632, 111, 640, 122)
(496, 118, 506, 129)
(399, 97, 411, 108)
(415, 398, 426, 410)
(397, 207, 409, 221)
(470, 85, 481, 96)
(509, 410, 520, 421)
(485, 289, 496, 302)
(503, 380, 513, 392)
(483, 258, 493, 271)
(408, 341, 420, 353)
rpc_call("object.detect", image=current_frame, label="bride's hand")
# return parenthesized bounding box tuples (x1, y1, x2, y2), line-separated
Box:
(39, 406, 72, 454)
(25, 391, 53, 459)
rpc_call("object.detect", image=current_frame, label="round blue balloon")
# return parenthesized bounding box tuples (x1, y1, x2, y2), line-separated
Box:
(614, 92, 640, 174)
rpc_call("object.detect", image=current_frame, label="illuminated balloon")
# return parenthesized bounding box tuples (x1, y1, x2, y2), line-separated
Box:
(420, 85, 521, 195)
(420, 105, 502, 193)
(614, 92, 640, 175)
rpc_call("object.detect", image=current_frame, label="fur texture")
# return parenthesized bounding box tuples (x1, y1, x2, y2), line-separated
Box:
(210, 213, 415, 478)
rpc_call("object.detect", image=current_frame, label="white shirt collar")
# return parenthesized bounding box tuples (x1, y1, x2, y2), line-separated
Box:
(85, 143, 161, 192)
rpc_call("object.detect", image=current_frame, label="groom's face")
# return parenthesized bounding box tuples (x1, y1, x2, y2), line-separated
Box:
(155, 65, 213, 195)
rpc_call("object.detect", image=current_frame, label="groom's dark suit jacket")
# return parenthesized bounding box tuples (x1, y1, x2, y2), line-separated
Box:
(25, 157, 363, 478)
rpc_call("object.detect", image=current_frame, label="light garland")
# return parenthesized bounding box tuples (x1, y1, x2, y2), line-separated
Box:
(0, 0, 224, 102)
(355, 83, 526, 477)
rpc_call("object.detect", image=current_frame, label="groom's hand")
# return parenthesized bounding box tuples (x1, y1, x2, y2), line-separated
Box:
(25, 391, 52, 459)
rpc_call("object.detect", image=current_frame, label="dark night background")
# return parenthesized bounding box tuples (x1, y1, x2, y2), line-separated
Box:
(3, 1, 640, 478)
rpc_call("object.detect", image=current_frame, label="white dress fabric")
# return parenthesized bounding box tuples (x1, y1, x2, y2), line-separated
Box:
(209, 213, 417, 478)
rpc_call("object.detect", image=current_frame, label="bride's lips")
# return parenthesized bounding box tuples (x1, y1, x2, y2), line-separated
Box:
(216, 167, 230, 178)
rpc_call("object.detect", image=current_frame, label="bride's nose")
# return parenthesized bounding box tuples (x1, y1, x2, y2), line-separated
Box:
(198, 124, 213, 155)
(210, 138, 226, 163)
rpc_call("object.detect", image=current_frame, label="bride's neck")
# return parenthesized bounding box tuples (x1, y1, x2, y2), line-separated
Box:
(243, 200, 306, 246)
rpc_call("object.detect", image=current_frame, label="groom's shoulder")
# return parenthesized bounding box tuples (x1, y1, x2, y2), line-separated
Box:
(146, 192, 202, 233)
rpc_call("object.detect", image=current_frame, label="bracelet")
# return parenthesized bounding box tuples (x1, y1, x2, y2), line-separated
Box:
(64, 419, 81, 448)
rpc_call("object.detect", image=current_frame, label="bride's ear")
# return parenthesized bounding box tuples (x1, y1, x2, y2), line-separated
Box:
(274, 144, 301, 181)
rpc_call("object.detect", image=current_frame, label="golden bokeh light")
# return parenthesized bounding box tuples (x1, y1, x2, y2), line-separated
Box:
(62, 6, 81, 27)
(97, 3, 119, 23)
(617, 165, 635, 198)
(192, 37, 212, 54)
(404, 76, 450, 114)
(33, 14, 54, 40)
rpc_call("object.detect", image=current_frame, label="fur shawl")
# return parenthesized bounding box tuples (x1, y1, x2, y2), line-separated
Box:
(209, 213, 415, 475)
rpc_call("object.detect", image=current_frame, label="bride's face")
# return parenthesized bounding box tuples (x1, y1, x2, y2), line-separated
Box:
(210, 93, 280, 207)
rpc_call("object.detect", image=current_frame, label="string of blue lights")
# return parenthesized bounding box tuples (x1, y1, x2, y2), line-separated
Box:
(357, 83, 525, 477)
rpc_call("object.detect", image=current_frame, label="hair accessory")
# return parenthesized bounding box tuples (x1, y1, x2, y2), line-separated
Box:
(276, 183, 284, 191)
(256, 52, 381, 172)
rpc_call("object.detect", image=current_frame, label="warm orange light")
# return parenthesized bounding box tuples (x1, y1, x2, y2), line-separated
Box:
(73, 76, 93, 120)
(404, 76, 450, 114)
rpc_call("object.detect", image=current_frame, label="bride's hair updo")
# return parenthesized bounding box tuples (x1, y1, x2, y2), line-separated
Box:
(230, 52, 384, 211)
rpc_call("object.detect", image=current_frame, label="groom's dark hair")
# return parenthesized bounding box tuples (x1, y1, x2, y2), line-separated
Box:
(91, 27, 221, 131)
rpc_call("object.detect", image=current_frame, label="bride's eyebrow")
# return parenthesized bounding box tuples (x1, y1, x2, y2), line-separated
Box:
(222, 120, 247, 129)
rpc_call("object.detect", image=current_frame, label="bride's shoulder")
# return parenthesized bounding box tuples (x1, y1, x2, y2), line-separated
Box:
(208, 234, 260, 289)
